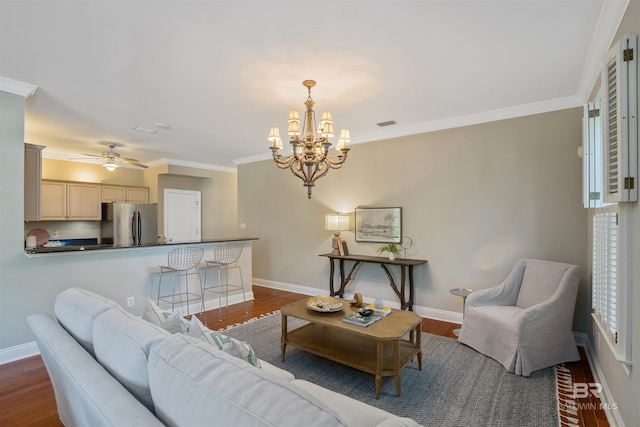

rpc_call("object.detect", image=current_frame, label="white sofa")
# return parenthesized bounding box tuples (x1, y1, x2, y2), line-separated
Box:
(27, 288, 421, 427)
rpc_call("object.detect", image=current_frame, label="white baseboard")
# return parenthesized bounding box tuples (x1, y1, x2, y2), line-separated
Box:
(0, 341, 40, 365)
(253, 278, 463, 324)
(253, 278, 326, 297)
(573, 332, 625, 427)
(160, 290, 255, 318)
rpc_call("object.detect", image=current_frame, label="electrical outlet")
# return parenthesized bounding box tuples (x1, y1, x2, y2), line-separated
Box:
(127, 296, 134, 308)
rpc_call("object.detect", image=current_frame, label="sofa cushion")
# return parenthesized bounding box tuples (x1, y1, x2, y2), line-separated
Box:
(148, 334, 347, 427)
(27, 313, 164, 427)
(54, 287, 120, 356)
(141, 299, 190, 334)
(258, 360, 296, 382)
(188, 315, 261, 367)
(93, 307, 170, 413)
(292, 379, 421, 427)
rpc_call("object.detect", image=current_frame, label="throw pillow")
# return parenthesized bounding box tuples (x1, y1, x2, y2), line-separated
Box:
(188, 316, 261, 368)
(142, 299, 190, 334)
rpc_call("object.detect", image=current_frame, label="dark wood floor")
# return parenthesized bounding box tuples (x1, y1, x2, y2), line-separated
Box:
(0, 285, 608, 426)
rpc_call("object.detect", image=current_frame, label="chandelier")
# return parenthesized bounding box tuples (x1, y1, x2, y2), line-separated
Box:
(268, 80, 350, 199)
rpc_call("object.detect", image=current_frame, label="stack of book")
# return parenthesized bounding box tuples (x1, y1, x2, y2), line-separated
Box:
(365, 304, 392, 317)
(338, 239, 349, 256)
(342, 311, 381, 327)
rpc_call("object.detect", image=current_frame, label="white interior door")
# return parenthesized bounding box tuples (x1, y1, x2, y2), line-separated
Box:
(164, 189, 201, 243)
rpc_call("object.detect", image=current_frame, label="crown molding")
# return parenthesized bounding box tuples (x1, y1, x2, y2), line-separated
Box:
(235, 94, 584, 165)
(575, 0, 630, 103)
(234, 152, 273, 165)
(0, 76, 38, 98)
(145, 158, 236, 173)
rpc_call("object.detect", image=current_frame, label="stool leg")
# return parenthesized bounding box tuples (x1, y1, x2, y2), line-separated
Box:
(157, 271, 163, 306)
(218, 267, 223, 322)
(185, 270, 191, 317)
(238, 265, 248, 315)
(171, 272, 177, 312)
(224, 267, 230, 309)
(200, 269, 207, 326)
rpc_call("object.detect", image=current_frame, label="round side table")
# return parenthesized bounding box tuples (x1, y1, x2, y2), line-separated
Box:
(449, 288, 473, 337)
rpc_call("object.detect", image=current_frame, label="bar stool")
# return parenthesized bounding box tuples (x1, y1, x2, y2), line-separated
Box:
(203, 243, 248, 322)
(157, 247, 205, 322)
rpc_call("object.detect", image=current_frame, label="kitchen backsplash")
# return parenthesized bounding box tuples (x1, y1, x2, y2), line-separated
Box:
(24, 221, 101, 242)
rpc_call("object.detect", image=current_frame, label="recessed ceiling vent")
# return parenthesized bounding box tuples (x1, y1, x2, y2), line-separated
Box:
(376, 120, 397, 127)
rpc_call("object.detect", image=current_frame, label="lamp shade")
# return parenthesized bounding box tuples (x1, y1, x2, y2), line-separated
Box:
(325, 213, 350, 231)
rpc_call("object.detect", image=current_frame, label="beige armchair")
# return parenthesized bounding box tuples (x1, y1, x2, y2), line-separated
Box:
(458, 258, 580, 376)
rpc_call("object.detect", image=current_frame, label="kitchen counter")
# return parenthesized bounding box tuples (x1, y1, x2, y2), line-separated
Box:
(24, 237, 259, 256)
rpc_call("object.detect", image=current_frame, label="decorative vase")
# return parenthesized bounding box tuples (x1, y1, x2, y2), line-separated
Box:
(374, 294, 384, 309)
(388, 252, 395, 261)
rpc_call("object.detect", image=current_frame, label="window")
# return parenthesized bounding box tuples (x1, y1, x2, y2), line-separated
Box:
(586, 33, 636, 371)
(591, 204, 632, 369)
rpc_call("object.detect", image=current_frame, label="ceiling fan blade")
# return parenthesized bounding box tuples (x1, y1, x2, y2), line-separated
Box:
(121, 156, 141, 163)
(120, 158, 149, 168)
(79, 153, 102, 158)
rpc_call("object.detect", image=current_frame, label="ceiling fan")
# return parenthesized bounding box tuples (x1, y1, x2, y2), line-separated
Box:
(79, 143, 148, 170)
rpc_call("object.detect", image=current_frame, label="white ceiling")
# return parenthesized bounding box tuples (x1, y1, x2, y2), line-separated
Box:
(0, 1, 630, 170)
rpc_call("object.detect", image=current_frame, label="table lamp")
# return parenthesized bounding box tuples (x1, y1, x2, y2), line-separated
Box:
(325, 213, 350, 255)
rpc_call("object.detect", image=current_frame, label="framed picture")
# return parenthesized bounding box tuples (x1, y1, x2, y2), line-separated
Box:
(355, 207, 402, 243)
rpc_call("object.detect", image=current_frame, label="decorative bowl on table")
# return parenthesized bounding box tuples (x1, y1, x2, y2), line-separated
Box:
(306, 295, 344, 313)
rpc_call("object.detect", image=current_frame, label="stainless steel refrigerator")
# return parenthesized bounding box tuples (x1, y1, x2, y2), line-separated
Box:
(101, 202, 158, 246)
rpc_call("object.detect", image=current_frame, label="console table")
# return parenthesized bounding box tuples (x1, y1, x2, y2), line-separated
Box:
(319, 253, 427, 311)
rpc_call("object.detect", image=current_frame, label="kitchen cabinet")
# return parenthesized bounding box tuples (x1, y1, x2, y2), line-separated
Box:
(41, 180, 102, 220)
(125, 187, 149, 203)
(24, 143, 45, 221)
(101, 185, 149, 203)
(41, 181, 66, 220)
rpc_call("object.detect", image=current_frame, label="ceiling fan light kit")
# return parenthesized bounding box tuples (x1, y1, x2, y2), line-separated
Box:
(102, 160, 119, 171)
(268, 80, 350, 199)
(80, 143, 149, 170)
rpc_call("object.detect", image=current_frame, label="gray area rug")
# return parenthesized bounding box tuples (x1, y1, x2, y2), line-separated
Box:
(223, 312, 559, 427)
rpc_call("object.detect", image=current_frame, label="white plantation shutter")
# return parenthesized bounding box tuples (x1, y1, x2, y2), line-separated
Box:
(582, 101, 604, 208)
(601, 33, 637, 203)
(592, 211, 617, 337)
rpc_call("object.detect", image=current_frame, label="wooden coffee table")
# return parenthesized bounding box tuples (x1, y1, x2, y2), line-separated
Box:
(281, 297, 423, 399)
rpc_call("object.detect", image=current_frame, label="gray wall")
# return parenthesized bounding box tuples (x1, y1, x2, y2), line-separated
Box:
(239, 108, 589, 330)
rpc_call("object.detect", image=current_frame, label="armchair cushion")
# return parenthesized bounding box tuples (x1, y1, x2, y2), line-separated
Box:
(458, 258, 580, 376)
(516, 259, 572, 308)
